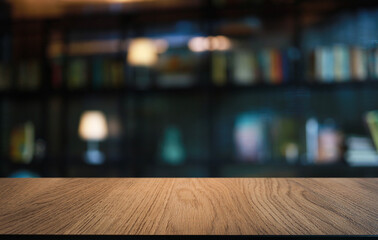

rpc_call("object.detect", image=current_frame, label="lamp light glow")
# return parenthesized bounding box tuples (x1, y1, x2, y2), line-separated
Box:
(216, 35, 231, 51)
(127, 38, 158, 66)
(188, 35, 231, 52)
(79, 111, 108, 141)
(78, 111, 108, 165)
(188, 36, 206, 52)
(154, 39, 169, 53)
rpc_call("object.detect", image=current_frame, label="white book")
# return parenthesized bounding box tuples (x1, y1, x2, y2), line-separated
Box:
(334, 45, 350, 81)
(317, 47, 334, 82)
(233, 51, 257, 85)
(315, 47, 323, 81)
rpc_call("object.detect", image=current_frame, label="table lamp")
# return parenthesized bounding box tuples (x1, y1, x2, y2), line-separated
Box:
(127, 38, 158, 88)
(78, 111, 108, 165)
(127, 38, 158, 67)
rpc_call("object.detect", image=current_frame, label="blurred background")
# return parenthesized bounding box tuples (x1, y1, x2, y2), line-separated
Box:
(0, 0, 378, 177)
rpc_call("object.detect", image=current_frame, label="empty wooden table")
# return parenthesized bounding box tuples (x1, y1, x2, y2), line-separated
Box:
(0, 178, 377, 237)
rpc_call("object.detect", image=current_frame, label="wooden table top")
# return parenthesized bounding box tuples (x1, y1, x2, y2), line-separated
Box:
(0, 178, 377, 235)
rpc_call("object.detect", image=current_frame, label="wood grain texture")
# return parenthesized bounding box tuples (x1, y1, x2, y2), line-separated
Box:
(0, 178, 377, 235)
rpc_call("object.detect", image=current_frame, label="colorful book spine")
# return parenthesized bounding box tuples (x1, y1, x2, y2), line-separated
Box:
(370, 48, 378, 80)
(350, 47, 367, 81)
(249, 52, 258, 83)
(92, 58, 103, 89)
(281, 50, 290, 82)
(231, 49, 292, 85)
(233, 51, 257, 85)
(68, 58, 88, 89)
(30, 60, 41, 90)
(315, 47, 334, 82)
(366, 111, 378, 151)
(271, 49, 283, 84)
(333, 45, 350, 82)
(212, 52, 227, 86)
(110, 61, 124, 87)
(234, 113, 267, 163)
(103, 59, 111, 88)
(9, 122, 35, 164)
(312, 45, 374, 82)
(51, 58, 63, 89)
(17, 60, 41, 90)
(0, 63, 11, 90)
(260, 49, 271, 83)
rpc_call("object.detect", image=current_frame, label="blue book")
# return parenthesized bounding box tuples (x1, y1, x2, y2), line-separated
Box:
(281, 50, 290, 82)
(318, 47, 334, 82)
(68, 59, 87, 89)
(259, 49, 271, 83)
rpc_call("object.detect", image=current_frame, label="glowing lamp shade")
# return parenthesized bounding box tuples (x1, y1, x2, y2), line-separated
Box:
(79, 111, 108, 141)
(188, 35, 231, 52)
(127, 38, 158, 66)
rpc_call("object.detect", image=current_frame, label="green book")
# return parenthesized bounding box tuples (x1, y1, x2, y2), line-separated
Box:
(28, 60, 41, 90)
(212, 52, 227, 86)
(9, 122, 35, 164)
(110, 61, 124, 88)
(233, 51, 257, 85)
(334, 45, 350, 82)
(68, 58, 88, 89)
(259, 49, 271, 83)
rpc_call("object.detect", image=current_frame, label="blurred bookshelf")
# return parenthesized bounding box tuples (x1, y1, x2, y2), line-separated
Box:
(0, 0, 378, 177)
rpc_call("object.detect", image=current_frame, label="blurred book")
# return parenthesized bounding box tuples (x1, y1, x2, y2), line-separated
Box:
(92, 58, 124, 89)
(68, 39, 120, 56)
(232, 49, 290, 85)
(345, 136, 378, 166)
(270, 49, 283, 84)
(0, 63, 11, 90)
(350, 47, 368, 81)
(92, 57, 105, 89)
(110, 60, 124, 88)
(306, 118, 319, 163)
(281, 49, 291, 83)
(9, 121, 35, 164)
(317, 123, 343, 164)
(367, 47, 378, 80)
(232, 51, 258, 85)
(156, 51, 195, 87)
(366, 110, 378, 151)
(17, 60, 41, 90)
(333, 45, 350, 82)
(272, 117, 300, 164)
(306, 118, 343, 164)
(310, 45, 374, 82)
(67, 58, 88, 89)
(212, 52, 228, 86)
(102, 59, 112, 88)
(51, 57, 63, 89)
(315, 47, 334, 82)
(234, 113, 268, 163)
(259, 49, 272, 83)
